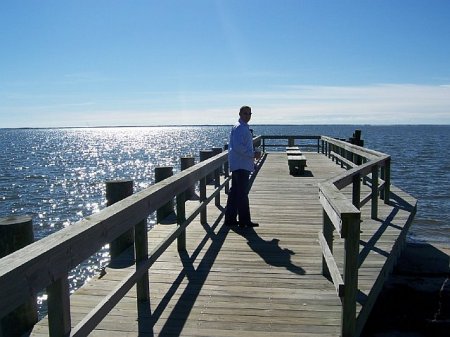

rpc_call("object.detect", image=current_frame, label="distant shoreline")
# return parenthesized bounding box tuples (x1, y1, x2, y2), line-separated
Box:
(2, 123, 450, 130)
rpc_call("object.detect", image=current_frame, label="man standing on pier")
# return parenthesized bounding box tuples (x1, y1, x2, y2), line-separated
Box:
(224, 106, 261, 228)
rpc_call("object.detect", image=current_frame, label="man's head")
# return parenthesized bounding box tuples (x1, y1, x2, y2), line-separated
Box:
(239, 106, 252, 123)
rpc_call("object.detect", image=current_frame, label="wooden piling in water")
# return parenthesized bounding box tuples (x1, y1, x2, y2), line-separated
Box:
(155, 166, 174, 222)
(0, 215, 38, 336)
(199, 150, 214, 183)
(180, 156, 195, 200)
(105, 180, 135, 260)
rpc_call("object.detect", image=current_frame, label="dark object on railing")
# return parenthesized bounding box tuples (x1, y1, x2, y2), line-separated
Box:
(155, 166, 174, 222)
(0, 216, 38, 336)
(106, 180, 135, 260)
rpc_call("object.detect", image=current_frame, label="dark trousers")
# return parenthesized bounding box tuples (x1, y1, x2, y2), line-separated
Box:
(225, 169, 251, 223)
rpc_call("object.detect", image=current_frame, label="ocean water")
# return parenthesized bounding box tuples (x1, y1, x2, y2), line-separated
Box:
(1, 125, 449, 312)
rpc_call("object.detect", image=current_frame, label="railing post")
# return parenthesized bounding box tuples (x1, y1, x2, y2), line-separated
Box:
(223, 144, 230, 194)
(135, 218, 150, 303)
(0, 216, 38, 336)
(321, 139, 325, 154)
(155, 166, 174, 222)
(322, 210, 334, 278)
(288, 136, 294, 146)
(200, 176, 207, 224)
(262, 137, 266, 152)
(199, 151, 208, 224)
(211, 147, 222, 207)
(180, 156, 195, 200)
(371, 165, 379, 219)
(176, 191, 187, 251)
(352, 173, 361, 210)
(384, 157, 391, 204)
(106, 180, 134, 260)
(47, 274, 71, 337)
(341, 213, 360, 337)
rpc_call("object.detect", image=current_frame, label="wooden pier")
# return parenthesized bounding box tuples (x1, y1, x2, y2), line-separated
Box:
(0, 135, 417, 337)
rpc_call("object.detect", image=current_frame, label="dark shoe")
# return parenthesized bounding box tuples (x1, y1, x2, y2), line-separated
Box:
(239, 221, 259, 228)
(224, 219, 238, 227)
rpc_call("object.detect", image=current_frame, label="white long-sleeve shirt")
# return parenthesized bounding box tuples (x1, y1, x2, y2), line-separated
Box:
(228, 118, 255, 172)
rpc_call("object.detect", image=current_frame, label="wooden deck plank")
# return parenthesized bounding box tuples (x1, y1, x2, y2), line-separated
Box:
(30, 152, 416, 336)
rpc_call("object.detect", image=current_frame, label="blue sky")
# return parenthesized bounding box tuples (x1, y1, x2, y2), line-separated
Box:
(1, 0, 450, 127)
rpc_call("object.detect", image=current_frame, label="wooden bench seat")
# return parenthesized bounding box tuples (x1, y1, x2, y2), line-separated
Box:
(286, 150, 302, 156)
(288, 154, 307, 175)
(286, 146, 300, 151)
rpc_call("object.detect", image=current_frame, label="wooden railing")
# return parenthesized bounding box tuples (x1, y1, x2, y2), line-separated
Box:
(260, 135, 322, 152)
(0, 135, 260, 337)
(0, 133, 394, 337)
(255, 133, 392, 337)
(318, 136, 391, 337)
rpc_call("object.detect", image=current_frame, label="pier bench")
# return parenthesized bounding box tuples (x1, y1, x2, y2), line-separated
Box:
(288, 154, 307, 175)
(286, 150, 303, 156)
(286, 146, 303, 157)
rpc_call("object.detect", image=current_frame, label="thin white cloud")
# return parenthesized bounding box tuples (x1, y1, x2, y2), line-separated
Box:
(1, 83, 449, 127)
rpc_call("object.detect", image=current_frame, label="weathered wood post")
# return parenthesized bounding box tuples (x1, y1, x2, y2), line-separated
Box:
(155, 166, 174, 222)
(211, 147, 222, 207)
(321, 210, 334, 278)
(106, 180, 134, 260)
(176, 190, 186, 251)
(371, 165, 379, 219)
(349, 130, 363, 165)
(223, 144, 230, 194)
(341, 213, 361, 337)
(383, 157, 391, 204)
(288, 136, 295, 147)
(47, 274, 71, 337)
(180, 156, 195, 200)
(0, 216, 38, 337)
(352, 173, 361, 210)
(211, 147, 223, 173)
(134, 216, 150, 304)
(199, 151, 209, 224)
(200, 150, 214, 183)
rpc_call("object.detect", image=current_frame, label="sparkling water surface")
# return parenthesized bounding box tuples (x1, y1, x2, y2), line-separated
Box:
(1, 125, 449, 316)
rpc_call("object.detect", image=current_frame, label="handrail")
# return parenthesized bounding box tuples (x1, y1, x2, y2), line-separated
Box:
(71, 176, 231, 336)
(0, 132, 391, 337)
(0, 152, 225, 309)
(318, 135, 391, 337)
(0, 154, 228, 335)
(260, 135, 322, 153)
(0, 136, 262, 336)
